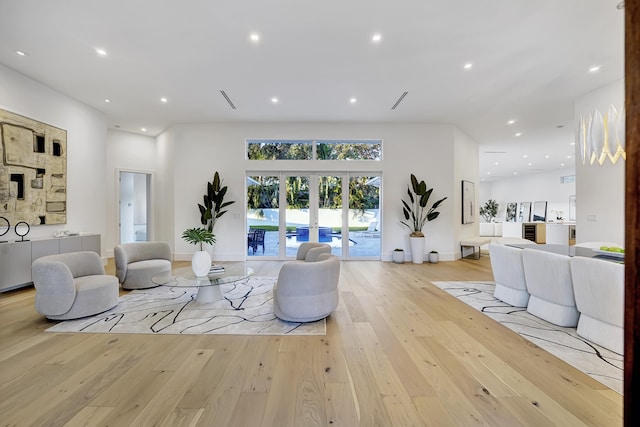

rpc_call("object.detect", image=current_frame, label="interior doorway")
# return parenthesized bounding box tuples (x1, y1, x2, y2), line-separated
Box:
(119, 171, 152, 244)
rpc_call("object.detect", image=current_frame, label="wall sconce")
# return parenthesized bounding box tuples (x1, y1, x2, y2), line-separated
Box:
(577, 104, 625, 165)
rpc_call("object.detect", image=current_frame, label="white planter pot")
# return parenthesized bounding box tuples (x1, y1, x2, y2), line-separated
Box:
(191, 250, 212, 277)
(429, 252, 439, 263)
(392, 250, 405, 263)
(409, 236, 425, 264)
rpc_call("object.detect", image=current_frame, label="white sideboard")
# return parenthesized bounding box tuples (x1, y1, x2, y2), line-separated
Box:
(0, 234, 101, 292)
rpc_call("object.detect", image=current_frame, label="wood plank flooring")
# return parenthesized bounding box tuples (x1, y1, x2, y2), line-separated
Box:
(0, 258, 623, 426)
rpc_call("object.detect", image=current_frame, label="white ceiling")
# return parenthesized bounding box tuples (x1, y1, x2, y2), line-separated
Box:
(0, 0, 625, 181)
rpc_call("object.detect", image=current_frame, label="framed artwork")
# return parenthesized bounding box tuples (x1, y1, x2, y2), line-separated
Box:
(0, 108, 67, 225)
(518, 202, 531, 222)
(505, 202, 517, 222)
(461, 180, 475, 224)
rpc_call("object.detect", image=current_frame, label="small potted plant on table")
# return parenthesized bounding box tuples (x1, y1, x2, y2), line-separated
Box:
(182, 227, 215, 277)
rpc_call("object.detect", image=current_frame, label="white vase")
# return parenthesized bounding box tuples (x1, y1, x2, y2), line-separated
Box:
(429, 252, 439, 263)
(409, 236, 425, 264)
(191, 250, 211, 277)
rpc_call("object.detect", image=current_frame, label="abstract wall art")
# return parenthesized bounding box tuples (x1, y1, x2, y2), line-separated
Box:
(0, 109, 67, 225)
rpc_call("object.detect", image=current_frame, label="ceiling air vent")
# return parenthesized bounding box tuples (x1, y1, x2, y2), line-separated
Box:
(220, 90, 236, 110)
(483, 151, 508, 154)
(391, 91, 408, 110)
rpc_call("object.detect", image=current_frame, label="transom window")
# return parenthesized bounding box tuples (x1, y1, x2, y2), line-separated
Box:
(247, 139, 382, 161)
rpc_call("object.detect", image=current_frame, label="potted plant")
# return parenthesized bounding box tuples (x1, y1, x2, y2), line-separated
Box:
(401, 174, 447, 264)
(480, 199, 498, 222)
(182, 227, 215, 277)
(429, 250, 439, 263)
(392, 248, 405, 264)
(198, 171, 236, 233)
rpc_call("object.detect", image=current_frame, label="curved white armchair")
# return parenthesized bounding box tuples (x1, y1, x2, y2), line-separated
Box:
(570, 257, 624, 354)
(295, 242, 332, 261)
(489, 243, 529, 307)
(273, 253, 340, 322)
(522, 249, 579, 327)
(32, 251, 119, 320)
(114, 241, 172, 289)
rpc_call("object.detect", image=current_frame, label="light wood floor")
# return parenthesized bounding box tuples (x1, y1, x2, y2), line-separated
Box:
(0, 258, 622, 426)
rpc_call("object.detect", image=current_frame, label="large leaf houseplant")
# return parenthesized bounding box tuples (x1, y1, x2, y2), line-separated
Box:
(198, 171, 236, 233)
(400, 174, 447, 263)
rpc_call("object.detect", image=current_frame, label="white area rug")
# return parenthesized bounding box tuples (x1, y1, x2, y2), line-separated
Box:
(46, 276, 325, 336)
(432, 281, 623, 394)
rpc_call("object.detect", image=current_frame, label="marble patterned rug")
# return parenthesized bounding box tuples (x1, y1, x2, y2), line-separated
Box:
(46, 276, 326, 336)
(432, 281, 623, 394)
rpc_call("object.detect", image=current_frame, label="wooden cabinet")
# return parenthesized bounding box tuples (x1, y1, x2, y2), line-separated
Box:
(0, 234, 101, 292)
(523, 223, 546, 244)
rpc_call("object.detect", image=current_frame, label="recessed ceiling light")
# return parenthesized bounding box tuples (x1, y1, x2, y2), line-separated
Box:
(140, 127, 147, 132)
(588, 65, 601, 73)
(570, 142, 575, 146)
(567, 155, 572, 159)
(15, 50, 28, 56)
(523, 154, 528, 158)
(560, 163, 565, 166)
(487, 172, 491, 175)
(514, 172, 518, 175)
(545, 155, 550, 158)
(271, 97, 279, 104)
(160, 97, 168, 103)
(372, 33, 382, 43)
(528, 162, 532, 166)
(463, 62, 473, 70)
(515, 132, 522, 137)
(494, 162, 499, 165)
(507, 119, 516, 125)
(250, 33, 260, 42)
(95, 48, 107, 56)
(104, 99, 110, 103)
(350, 97, 357, 104)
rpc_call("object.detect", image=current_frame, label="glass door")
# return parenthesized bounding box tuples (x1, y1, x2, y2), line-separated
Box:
(119, 171, 151, 243)
(247, 172, 381, 259)
(318, 175, 343, 257)
(284, 175, 311, 257)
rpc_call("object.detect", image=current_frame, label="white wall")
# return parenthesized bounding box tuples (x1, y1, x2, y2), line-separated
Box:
(574, 79, 625, 245)
(105, 129, 158, 256)
(0, 64, 109, 253)
(157, 122, 473, 261)
(454, 128, 480, 243)
(483, 168, 576, 222)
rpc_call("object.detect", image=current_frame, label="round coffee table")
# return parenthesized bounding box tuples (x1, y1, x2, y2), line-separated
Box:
(152, 263, 254, 303)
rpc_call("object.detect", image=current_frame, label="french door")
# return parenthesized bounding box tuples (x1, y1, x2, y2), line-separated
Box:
(247, 172, 381, 259)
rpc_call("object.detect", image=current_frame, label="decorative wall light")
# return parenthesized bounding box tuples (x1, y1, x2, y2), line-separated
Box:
(577, 104, 625, 165)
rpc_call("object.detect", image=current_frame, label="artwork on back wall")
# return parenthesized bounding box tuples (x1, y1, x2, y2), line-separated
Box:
(461, 180, 475, 224)
(0, 109, 67, 226)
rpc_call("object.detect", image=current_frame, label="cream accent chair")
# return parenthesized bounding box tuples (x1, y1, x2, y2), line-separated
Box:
(295, 242, 332, 261)
(32, 251, 119, 320)
(489, 243, 529, 307)
(570, 257, 624, 354)
(114, 241, 172, 289)
(274, 246, 340, 322)
(522, 248, 579, 327)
